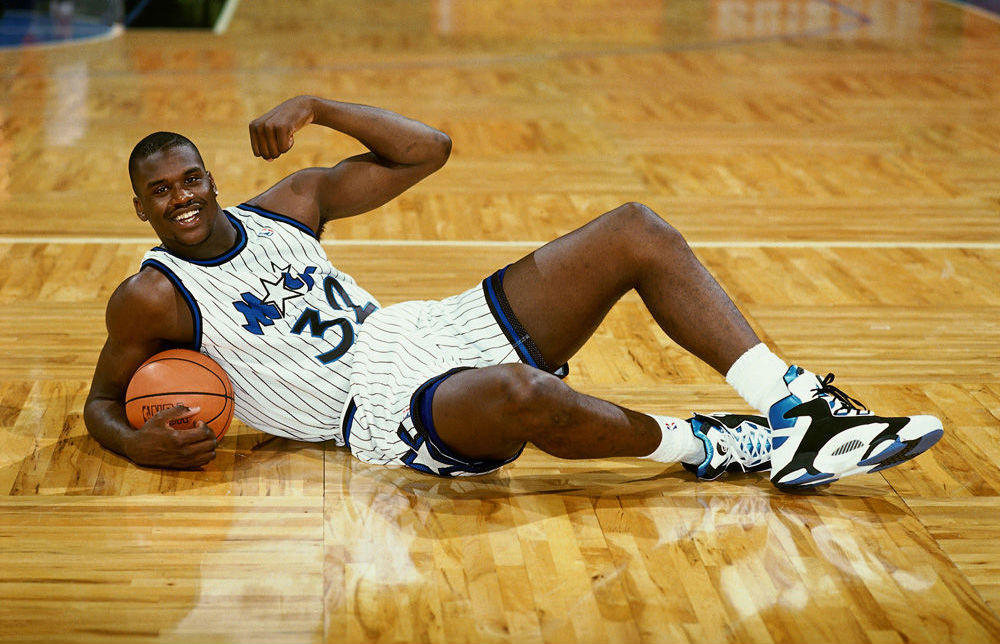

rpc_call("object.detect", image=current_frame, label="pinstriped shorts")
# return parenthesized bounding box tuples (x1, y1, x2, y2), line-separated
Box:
(341, 267, 566, 477)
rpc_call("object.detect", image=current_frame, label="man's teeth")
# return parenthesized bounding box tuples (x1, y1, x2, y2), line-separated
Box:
(175, 209, 200, 223)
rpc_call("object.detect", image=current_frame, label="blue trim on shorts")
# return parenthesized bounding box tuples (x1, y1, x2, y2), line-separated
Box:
(407, 367, 525, 476)
(402, 261, 573, 477)
(340, 266, 565, 476)
(341, 398, 357, 449)
(482, 266, 569, 377)
(483, 267, 530, 364)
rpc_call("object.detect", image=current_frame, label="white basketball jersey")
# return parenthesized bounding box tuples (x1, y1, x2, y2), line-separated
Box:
(140, 204, 380, 443)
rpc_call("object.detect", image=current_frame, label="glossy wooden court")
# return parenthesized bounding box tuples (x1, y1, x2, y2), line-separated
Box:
(2, 0, 1000, 642)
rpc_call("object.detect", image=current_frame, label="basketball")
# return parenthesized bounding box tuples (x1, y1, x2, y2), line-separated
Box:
(125, 349, 235, 439)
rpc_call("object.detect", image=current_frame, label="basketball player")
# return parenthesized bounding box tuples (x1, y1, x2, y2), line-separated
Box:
(85, 95, 943, 488)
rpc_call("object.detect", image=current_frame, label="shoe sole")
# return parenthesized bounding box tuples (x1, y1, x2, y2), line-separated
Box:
(772, 414, 943, 489)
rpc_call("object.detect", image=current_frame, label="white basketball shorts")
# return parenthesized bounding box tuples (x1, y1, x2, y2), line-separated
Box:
(341, 267, 567, 477)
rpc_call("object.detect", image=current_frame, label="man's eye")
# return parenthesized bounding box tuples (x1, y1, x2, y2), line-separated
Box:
(186, 176, 200, 183)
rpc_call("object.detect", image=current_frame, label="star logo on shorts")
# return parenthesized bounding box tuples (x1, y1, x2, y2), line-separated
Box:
(408, 440, 451, 474)
(398, 423, 463, 476)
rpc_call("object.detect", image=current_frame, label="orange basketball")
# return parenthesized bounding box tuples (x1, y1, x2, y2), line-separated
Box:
(125, 349, 234, 439)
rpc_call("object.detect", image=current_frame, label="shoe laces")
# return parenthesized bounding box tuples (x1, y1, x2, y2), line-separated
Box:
(814, 373, 869, 415)
(717, 422, 770, 471)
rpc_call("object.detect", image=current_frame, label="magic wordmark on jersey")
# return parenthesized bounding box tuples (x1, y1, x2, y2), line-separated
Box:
(232, 263, 376, 364)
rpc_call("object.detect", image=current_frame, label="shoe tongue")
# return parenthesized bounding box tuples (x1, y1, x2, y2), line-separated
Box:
(787, 368, 823, 401)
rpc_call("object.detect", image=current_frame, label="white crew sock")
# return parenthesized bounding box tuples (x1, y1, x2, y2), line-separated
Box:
(641, 415, 706, 465)
(725, 343, 791, 416)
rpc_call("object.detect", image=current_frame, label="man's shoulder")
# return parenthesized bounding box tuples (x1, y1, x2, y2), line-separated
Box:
(104, 267, 194, 343)
(108, 267, 180, 316)
(243, 168, 323, 235)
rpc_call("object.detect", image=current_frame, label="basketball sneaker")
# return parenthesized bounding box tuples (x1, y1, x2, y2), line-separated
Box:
(683, 412, 771, 480)
(768, 366, 944, 489)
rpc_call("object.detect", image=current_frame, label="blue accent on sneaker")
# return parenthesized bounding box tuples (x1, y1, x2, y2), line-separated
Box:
(769, 366, 807, 431)
(769, 394, 802, 434)
(858, 438, 909, 466)
(683, 413, 771, 480)
(769, 368, 944, 490)
(690, 417, 715, 478)
(783, 365, 804, 385)
(779, 470, 835, 487)
(864, 428, 944, 473)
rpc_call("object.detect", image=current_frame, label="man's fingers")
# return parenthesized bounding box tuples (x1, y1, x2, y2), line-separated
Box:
(249, 122, 262, 157)
(129, 410, 218, 469)
(188, 420, 216, 442)
(250, 117, 297, 161)
(258, 123, 281, 160)
(157, 404, 201, 421)
(174, 421, 217, 465)
(250, 120, 279, 159)
(249, 97, 314, 160)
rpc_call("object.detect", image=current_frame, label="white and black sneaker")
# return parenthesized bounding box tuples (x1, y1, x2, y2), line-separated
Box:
(683, 412, 771, 480)
(769, 366, 943, 489)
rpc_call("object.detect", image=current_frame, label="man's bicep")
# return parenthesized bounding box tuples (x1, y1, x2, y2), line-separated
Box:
(315, 153, 440, 221)
(90, 303, 163, 401)
(249, 152, 442, 231)
(89, 278, 184, 402)
(89, 335, 158, 403)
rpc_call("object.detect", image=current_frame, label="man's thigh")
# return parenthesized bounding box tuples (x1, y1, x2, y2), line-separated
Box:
(501, 203, 653, 366)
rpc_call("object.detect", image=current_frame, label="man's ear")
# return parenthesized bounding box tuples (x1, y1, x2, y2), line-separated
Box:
(209, 172, 218, 196)
(134, 197, 148, 221)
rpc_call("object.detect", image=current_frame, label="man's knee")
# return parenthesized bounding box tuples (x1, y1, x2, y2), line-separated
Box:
(605, 202, 688, 256)
(490, 364, 571, 427)
(609, 201, 683, 237)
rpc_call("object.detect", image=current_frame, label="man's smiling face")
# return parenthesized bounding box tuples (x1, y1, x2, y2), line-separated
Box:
(131, 144, 223, 255)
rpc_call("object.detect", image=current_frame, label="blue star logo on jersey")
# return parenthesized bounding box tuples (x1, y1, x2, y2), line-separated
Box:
(259, 264, 306, 316)
(233, 264, 319, 335)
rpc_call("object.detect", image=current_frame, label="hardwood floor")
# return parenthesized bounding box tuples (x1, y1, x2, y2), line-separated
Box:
(1, 0, 999, 641)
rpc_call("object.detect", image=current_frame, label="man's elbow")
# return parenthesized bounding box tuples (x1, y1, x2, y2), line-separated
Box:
(82, 395, 105, 438)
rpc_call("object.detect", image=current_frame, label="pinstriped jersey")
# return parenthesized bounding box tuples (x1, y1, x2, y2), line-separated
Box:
(140, 203, 380, 443)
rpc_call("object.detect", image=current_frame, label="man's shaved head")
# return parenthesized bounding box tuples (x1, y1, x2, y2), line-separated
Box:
(128, 132, 205, 194)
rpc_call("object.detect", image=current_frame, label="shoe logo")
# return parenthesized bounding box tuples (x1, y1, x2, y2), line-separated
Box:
(717, 443, 728, 456)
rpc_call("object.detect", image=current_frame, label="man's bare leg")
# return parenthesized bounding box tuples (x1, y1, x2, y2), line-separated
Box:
(432, 202, 766, 464)
(433, 363, 663, 461)
(428, 202, 942, 489)
(501, 201, 760, 373)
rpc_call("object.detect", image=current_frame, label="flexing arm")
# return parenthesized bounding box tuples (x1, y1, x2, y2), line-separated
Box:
(84, 270, 217, 469)
(245, 95, 452, 232)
